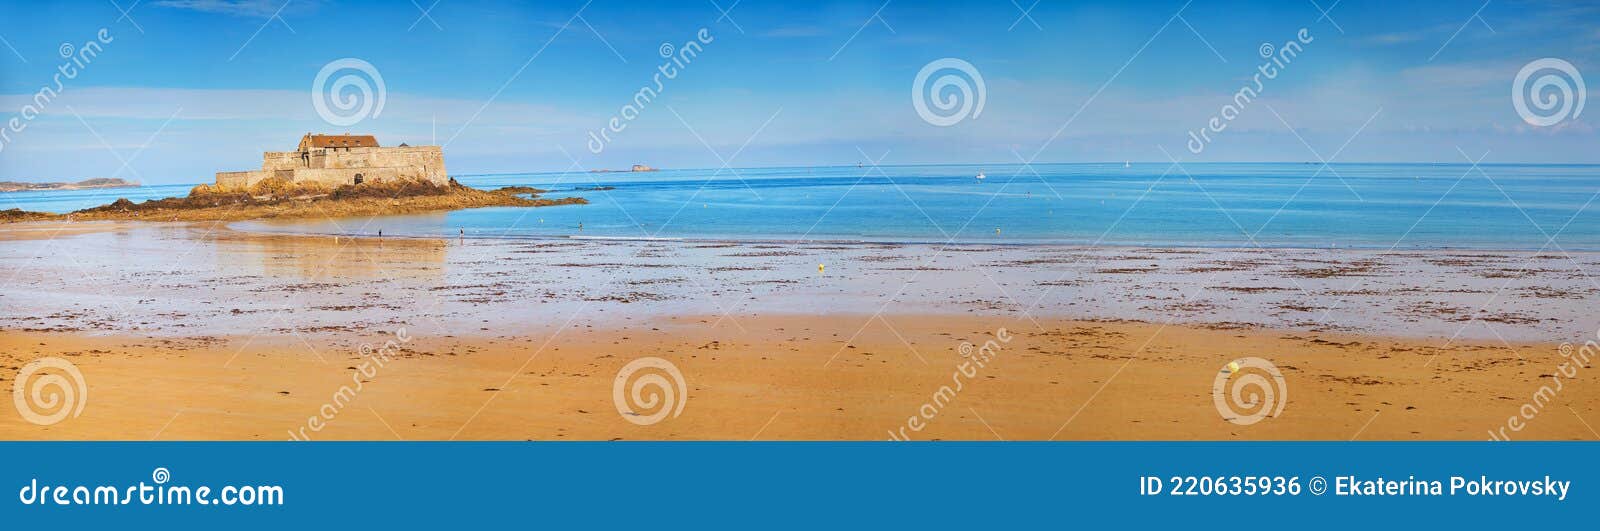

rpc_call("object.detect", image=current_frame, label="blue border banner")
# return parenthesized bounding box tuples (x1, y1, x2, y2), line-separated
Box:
(2, 442, 1593, 528)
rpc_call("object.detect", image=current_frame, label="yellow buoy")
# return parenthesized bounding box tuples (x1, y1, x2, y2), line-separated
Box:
(818, 263, 825, 273)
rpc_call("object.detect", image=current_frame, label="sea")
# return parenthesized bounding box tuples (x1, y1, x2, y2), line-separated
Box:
(7, 163, 1600, 251)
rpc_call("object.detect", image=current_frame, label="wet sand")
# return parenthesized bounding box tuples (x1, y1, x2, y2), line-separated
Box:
(1, 221, 1597, 440)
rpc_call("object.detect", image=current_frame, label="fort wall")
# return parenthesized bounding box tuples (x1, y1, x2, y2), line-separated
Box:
(262, 152, 305, 172)
(216, 142, 449, 191)
(215, 170, 267, 189)
(290, 167, 414, 188)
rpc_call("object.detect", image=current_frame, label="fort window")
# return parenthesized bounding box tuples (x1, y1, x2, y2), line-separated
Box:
(353, 174, 364, 185)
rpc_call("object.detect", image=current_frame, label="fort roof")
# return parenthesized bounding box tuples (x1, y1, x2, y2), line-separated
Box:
(298, 133, 379, 151)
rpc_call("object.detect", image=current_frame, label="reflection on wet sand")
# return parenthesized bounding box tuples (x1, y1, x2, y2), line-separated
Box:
(0, 221, 453, 336)
(212, 227, 449, 282)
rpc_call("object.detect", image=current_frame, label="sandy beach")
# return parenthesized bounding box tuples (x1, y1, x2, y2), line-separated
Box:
(2, 221, 1597, 440)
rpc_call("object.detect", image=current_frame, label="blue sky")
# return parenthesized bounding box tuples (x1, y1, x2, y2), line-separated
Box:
(0, 0, 1597, 184)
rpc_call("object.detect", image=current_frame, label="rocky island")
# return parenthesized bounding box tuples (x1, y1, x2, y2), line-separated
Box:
(0, 134, 585, 223)
(589, 164, 657, 173)
(0, 177, 138, 193)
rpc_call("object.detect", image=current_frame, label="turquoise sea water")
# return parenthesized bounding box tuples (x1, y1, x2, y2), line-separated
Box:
(11, 164, 1600, 250)
(0, 183, 197, 213)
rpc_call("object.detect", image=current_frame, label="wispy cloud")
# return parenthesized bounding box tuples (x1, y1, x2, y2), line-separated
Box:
(1363, 31, 1426, 45)
(761, 26, 827, 38)
(1396, 62, 1512, 89)
(153, 0, 319, 18)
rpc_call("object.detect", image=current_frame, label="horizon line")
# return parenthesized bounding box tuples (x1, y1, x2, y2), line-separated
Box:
(10, 160, 1600, 187)
(452, 160, 1600, 178)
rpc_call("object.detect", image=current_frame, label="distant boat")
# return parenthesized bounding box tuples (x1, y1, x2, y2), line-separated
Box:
(1124, 161, 1131, 168)
(976, 171, 986, 180)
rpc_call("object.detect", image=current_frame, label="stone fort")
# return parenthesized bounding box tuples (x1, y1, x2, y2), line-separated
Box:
(215, 134, 449, 190)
